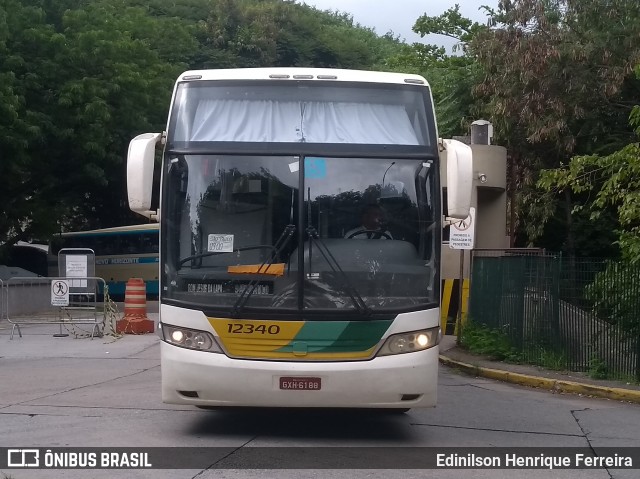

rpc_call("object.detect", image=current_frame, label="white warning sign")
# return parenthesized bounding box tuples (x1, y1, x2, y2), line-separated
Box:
(449, 207, 476, 250)
(65, 254, 88, 287)
(51, 280, 70, 306)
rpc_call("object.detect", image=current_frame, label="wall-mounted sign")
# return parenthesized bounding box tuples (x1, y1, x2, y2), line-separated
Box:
(449, 207, 476, 250)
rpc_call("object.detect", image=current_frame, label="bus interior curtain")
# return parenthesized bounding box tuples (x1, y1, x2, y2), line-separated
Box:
(189, 99, 420, 145)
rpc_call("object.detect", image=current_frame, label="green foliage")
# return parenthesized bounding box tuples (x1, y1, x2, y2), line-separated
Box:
(532, 348, 567, 371)
(0, 0, 406, 252)
(461, 321, 571, 370)
(538, 107, 640, 261)
(385, 5, 490, 137)
(412, 4, 484, 47)
(584, 261, 640, 338)
(472, 0, 640, 152)
(459, 322, 522, 362)
(468, 0, 640, 250)
(588, 355, 610, 380)
(200, 0, 402, 69)
(535, 205, 620, 258)
(0, 0, 196, 252)
(5, 0, 639, 260)
(536, 62, 640, 257)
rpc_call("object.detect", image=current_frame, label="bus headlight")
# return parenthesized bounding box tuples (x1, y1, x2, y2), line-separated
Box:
(161, 323, 221, 353)
(377, 327, 440, 356)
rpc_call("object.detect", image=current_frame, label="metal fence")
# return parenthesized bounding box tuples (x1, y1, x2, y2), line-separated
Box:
(2, 277, 107, 339)
(0, 278, 6, 322)
(468, 251, 640, 381)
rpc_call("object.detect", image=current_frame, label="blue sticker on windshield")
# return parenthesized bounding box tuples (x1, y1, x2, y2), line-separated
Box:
(305, 157, 327, 179)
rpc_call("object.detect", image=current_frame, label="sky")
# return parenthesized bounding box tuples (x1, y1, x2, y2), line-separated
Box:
(298, 0, 499, 47)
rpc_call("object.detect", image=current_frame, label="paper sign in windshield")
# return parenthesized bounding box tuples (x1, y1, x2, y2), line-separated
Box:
(208, 234, 234, 253)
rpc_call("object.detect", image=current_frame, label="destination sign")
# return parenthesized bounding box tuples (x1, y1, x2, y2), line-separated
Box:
(186, 281, 273, 295)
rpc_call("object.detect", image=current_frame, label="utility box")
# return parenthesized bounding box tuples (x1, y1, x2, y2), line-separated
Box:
(471, 119, 493, 145)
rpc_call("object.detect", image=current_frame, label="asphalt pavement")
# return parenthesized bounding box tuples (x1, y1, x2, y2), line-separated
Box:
(1, 306, 639, 405)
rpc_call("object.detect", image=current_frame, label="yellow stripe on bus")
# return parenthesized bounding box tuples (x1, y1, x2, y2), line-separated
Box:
(208, 318, 377, 360)
(209, 318, 304, 354)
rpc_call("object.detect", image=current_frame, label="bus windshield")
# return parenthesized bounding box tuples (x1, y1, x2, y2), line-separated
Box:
(168, 81, 432, 146)
(163, 154, 439, 315)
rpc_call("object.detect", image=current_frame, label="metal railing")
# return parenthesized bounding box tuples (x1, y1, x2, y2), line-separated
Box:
(468, 252, 640, 381)
(0, 278, 6, 324)
(4, 276, 107, 339)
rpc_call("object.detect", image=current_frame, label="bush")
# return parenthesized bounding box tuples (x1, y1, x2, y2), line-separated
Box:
(459, 321, 521, 362)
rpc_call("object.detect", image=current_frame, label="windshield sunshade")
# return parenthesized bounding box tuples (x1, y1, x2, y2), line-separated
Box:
(170, 82, 432, 145)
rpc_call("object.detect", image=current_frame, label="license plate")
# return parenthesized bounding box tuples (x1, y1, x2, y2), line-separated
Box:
(279, 377, 321, 390)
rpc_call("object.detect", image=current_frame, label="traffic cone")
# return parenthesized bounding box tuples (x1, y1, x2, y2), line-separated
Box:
(116, 278, 154, 334)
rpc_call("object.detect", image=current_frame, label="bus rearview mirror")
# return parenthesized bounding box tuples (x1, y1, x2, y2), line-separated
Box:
(127, 133, 161, 220)
(441, 139, 473, 219)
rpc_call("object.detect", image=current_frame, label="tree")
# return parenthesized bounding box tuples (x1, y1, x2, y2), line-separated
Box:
(0, 0, 407, 259)
(538, 65, 640, 262)
(202, 0, 402, 69)
(385, 5, 488, 138)
(0, 0, 195, 256)
(539, 68, 640, 337)
(468, 0, 640, 252)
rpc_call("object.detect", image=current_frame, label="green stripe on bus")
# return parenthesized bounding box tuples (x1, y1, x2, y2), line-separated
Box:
(276, 320, 392, 353)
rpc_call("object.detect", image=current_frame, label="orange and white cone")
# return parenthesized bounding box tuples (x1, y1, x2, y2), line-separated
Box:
(116, 278, 154, 334)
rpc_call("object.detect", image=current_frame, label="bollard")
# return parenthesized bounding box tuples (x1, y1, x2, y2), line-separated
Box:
(116, 278, 154, 334)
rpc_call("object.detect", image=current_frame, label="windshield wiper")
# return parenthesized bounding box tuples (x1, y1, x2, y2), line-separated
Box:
(303, 188, 370, 316)
(305, 226, 371, 316)
(179, 245, 276, 268)
(230, 224, 296, 317)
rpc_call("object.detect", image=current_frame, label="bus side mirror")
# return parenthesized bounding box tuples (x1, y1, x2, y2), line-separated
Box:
(127, 133, 162, 220)
(440, 138, 473, 219)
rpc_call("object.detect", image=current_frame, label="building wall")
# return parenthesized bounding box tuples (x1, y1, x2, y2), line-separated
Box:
(441, 144, 507, 279)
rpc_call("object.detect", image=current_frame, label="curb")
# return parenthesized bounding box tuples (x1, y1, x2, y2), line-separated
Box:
(439, 355, 640, 404)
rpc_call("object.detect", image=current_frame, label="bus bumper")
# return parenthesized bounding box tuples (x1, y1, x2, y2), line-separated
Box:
(160, 341, 438, 409)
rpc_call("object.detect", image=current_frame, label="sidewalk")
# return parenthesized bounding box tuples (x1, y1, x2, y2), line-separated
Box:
(439, 335, 640, 404)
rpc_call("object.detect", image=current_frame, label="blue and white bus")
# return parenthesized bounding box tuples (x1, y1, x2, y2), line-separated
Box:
(126, 68, 472, 410)
(49, 224, 159, 297)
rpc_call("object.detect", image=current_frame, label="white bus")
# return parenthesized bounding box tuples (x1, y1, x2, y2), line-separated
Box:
(126, 68, 472, 410)
(49, 224, 159, 297)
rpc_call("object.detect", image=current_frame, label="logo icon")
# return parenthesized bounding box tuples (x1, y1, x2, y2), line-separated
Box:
(52, 281, 68, 296)
(7, 449, 40, 467)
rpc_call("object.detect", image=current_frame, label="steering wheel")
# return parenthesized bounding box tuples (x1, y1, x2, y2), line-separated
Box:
(347, 229, 392, 240)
